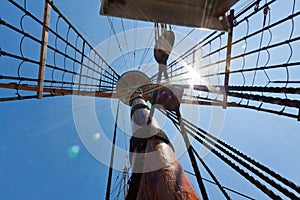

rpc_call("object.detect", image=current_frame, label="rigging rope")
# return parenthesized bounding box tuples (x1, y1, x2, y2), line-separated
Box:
(173, 109, 209, 200)
(107, 17, 129, 70)
(106, 100, 120, 200)
(165, 110, 282, 199)
(165, 110, 300, 199)
(191, 147, 231, 200)
(149, 0, 300, 120)
(184, 170, 255, 200)
(0, 0, 119, 100)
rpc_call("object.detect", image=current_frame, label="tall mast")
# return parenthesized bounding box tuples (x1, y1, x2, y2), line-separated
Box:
(116, 71, 201, 200)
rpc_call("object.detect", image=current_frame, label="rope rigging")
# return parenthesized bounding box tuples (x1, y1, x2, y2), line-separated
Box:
(1, 0, 300, 199)
(184, 170, 255, 200)
(107, 17, 130, 71)
(164, 109, 300, 199)
(150, 86, 209, 199)
(143, 79, 299, 199)
(163, 109, 294, 199)
(148, 0, 300, 120)
(0, 0, 119, 101)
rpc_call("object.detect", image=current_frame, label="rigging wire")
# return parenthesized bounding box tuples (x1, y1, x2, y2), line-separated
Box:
(120, 18, 130, 66)
(157, 105, 209, 199)
(105, 24, 113, 66)
(110, 174, 122, 196)
(106, 100, 121, 200)
(166, 110, 300, 198)
(164, 110, 283, 199)
(115, 181, 127, 200)
(191, 146, 231, 199)
(122, 120, 130, 173)
(235, 0, 259, 17)
(133, 20, 137, 68)
(238, 18, 249, 105)
(173, 28, 196, 50)
(107, 17, 130, 70)
(1, 0, 300, 198)
(184, 170, 255, 200)
(138, 25, 155, 69)
(55, 1, 97, 45)
(115, 176, 124, 200)
(250, 4, 267, 87)
(281, 0, 296, 112)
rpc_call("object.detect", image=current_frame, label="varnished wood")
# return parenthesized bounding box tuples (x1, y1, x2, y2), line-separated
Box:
(127, 137, 200, 200)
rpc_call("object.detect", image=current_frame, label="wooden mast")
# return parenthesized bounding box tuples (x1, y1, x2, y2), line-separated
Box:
(115, 24, 201, 199)
(125, 90, 200, 200)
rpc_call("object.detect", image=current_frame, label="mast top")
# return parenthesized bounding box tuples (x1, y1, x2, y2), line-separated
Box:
(116, 70, 151, 105)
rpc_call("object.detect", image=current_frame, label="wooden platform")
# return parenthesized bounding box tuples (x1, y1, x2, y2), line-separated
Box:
(100, 0, 238, 31)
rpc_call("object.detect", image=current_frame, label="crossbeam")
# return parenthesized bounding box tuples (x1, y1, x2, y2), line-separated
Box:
(0, 83, 113, 98)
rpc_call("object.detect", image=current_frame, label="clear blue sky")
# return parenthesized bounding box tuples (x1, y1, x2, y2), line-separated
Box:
(0, 0, 299, 200)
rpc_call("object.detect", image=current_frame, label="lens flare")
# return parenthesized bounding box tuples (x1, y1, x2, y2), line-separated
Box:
(67, 145, 80, 158)
(92, 133, 101, 142)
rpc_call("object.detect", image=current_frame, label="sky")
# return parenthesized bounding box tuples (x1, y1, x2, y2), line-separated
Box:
(0, 0, 300, 200)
